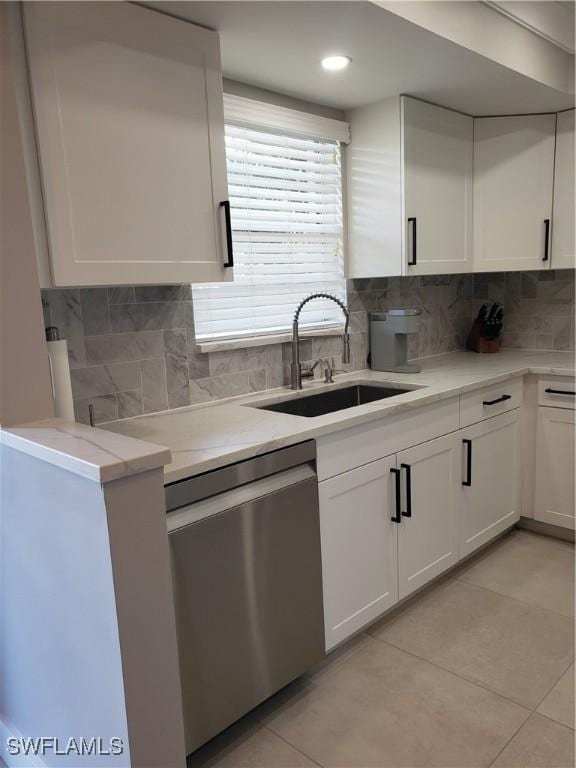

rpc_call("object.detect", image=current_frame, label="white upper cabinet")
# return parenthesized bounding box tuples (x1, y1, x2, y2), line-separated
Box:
(473, 115, 556, 273)
(346, 96, 472, 277)
(552, 109, 575, 270)
(24, 2, 231, 286)
(346, 98, 403, 278)
(402, 98, 473, 276)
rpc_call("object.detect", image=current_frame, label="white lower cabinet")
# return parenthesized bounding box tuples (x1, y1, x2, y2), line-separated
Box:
(460, 409, 522, 557)
(397, 433, 461, 600)
(318, 402, 525, 651)
(534, 407, 576, 530)
(319, 456, 399, 652)
(319, 432, 462, 650)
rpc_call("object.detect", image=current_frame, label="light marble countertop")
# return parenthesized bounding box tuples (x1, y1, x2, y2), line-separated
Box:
(1, 418, 171, 483)
(102, 350, 575, 485)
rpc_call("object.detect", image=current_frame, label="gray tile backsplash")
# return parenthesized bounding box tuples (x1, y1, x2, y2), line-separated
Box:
(41, 270, 574, 424)
(473, 270, 575, 351)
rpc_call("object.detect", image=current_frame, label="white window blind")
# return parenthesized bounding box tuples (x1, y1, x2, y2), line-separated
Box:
(192, 116, 346, 341)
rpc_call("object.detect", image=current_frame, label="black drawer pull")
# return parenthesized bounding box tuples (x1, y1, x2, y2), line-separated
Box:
(220, 200, 234, 268)
(545, 388, 576, 396)
(400, 463, 412, 517)
(483, 394, 512, 406)
(390, 468, 402, 523)
(462, 439, 472, 487)
(543, 218, 550, 262)
(407, 217, 417, 266)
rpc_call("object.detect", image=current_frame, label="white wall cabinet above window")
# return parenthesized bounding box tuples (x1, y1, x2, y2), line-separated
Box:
(552, 109, 575, 270)
(473, 114, 556, 273)
(346, 96, 473, 277)
(23, 2, 231, 287)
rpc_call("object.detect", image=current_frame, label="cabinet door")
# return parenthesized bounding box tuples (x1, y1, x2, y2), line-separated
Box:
(535, 407, 576, 530)
(396, 433, 461, 600)
(552, 110, 575, 270)
(319, 456, 398, 651)
(460, 410, 521, 557)
(346, 97, 403, 278)
(402, 97, 473, 275)
(24, 2, 230, 286)
(473, 115, 555, 272)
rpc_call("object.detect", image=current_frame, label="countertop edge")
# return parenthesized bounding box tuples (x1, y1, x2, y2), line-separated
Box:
(160, 361, 574, 484)
(3, 358, 572, 485)
(1, 419, 172, 483)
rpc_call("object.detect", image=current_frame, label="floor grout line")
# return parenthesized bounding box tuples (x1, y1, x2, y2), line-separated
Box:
(305, 632, 375, 686)
(263, 725, 325, 768)
(486, 711, 531, 768)
(531, 660, 575, 718)
(370, 634, 536, 715)
(369, 634, 549, 768)
(453, 573, 575, 621)
(267, 632, 536, 768)
(534, 709, 576, 732)
(366, 572, 574, 680)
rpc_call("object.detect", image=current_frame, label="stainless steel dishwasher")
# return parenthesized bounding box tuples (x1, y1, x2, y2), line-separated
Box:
(165, 440, 325, 755)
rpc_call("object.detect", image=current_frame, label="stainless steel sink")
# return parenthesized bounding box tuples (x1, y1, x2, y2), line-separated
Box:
(253, 383, 416, 418)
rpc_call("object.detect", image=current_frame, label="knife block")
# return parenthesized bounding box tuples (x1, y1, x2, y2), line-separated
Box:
(466, 320, 502, 353)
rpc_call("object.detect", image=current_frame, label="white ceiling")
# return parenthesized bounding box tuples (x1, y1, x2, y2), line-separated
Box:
(487, 1, 575, 54)
(146, 1, 575, 115)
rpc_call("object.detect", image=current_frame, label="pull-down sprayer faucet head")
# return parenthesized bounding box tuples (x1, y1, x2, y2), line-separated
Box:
(291, 293, 350, 389)
(342, 331, 351, 365)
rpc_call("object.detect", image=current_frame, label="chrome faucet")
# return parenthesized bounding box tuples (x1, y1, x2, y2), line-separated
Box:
(291, 293, 350, 390)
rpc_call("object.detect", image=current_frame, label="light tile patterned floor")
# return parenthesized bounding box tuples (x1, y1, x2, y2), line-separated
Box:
(188, 530, 575, 768)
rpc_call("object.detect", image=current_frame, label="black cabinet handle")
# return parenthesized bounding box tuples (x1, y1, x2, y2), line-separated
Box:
(462, 439, 472, 487)
(220, 200, 234, 268)
(390, 468, 402, 523)
(400, 463, 412, 517)
(407, 217, 417, 266)
(543, 218, 550, 262)
(545, 388, 576, 396)
(483, 394, 512, 406)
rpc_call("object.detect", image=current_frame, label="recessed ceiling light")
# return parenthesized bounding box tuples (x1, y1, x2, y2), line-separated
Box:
(321, 55, 352, 72)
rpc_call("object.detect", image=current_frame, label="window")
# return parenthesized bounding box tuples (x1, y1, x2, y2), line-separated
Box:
(192, 97, 349, 343)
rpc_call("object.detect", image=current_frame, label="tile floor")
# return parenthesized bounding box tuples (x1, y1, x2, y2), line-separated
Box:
(188, 529, 575, 768)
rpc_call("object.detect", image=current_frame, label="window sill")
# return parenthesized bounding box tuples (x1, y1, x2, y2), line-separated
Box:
(194, 325, 345, 354)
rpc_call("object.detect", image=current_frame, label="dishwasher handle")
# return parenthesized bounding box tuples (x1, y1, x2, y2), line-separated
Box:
(167, 464, 316, 533)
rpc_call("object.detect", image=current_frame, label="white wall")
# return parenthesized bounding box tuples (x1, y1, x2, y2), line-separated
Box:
(0, 445, 186, 768)
(0, 447, 130, 767)
(0, 4, 54, 425)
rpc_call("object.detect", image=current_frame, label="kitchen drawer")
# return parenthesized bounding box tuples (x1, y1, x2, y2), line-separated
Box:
(537, 376, 576, 410)
(316, 397, 459, 481)
(459, 378, 523, 428)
